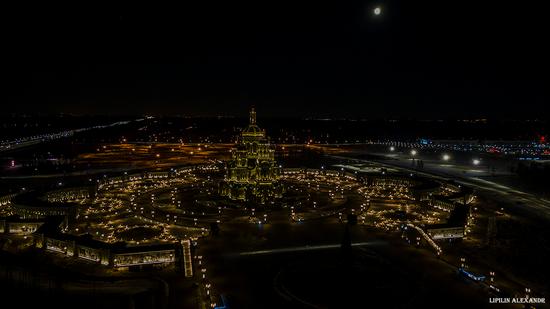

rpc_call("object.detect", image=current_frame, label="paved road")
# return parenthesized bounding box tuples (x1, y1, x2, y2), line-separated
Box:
(329, 153, 550, 220)
(235, 240, 386, 256)
(198, 219, 494, 309)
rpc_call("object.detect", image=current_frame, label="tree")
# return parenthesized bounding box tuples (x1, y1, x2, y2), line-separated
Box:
(210, 222, 220, 236)
(341, 224, 352, 264)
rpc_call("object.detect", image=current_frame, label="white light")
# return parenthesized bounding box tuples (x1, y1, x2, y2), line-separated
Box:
(374, 7, 381, 15)
(410, 150, 417, 156)
(442, 154, 450, 161)
(389, 146, 395, 151)
(473, 159, 480, 165)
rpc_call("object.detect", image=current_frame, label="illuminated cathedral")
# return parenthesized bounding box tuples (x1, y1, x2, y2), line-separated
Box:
(220, 107, 283, 203)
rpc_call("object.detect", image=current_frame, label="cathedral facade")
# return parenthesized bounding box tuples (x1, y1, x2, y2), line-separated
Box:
(220, 107, 283, 203)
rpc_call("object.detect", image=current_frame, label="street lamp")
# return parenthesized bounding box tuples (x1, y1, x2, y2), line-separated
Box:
(473, 159, 480, 165)
(389, 146, 395, 152)
(442, 154, 450, 161)
(410, 149, 417, 156)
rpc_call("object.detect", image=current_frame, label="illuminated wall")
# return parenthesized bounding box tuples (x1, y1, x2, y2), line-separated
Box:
(113, 250, 175, 267)
(427, 226, 464, 239)
(38, 233, 182, 269)
(6, 222, 42, 234)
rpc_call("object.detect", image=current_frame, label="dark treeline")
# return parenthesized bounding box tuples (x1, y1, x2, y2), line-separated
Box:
(515, 162, 550, 196)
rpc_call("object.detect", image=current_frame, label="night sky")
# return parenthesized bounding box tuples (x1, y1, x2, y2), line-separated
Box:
(4, 2, 549, 118)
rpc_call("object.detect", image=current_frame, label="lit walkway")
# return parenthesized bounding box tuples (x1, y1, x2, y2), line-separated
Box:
(237, 240, 387, 256)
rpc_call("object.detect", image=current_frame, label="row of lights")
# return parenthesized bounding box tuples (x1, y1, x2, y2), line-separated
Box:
(390, 147, 481, 165)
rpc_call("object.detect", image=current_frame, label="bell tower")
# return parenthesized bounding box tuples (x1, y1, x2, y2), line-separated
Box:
(249, 106, 256, 125)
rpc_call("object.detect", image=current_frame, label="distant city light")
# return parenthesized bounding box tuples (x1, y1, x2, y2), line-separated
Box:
(410, 150, 417, 156)
(389, 146, 395, 151)
(442, 154, 450, 161)
(473, 159, 480, 165)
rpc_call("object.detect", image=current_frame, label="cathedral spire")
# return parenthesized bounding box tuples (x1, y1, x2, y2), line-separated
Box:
(249, 106, 257, 125)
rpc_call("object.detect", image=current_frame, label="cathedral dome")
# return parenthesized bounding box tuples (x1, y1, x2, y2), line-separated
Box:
(243, 125, 262, 134)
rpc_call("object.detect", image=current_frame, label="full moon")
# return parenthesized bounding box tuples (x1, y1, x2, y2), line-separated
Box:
(374, 7, 381, 15)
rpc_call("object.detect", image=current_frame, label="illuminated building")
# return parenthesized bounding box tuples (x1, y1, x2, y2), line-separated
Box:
(0, 217, 44, 235)
(220, 107, 283, 203)
(425, 203, 470, 239)
(33, 217, 185, 269)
